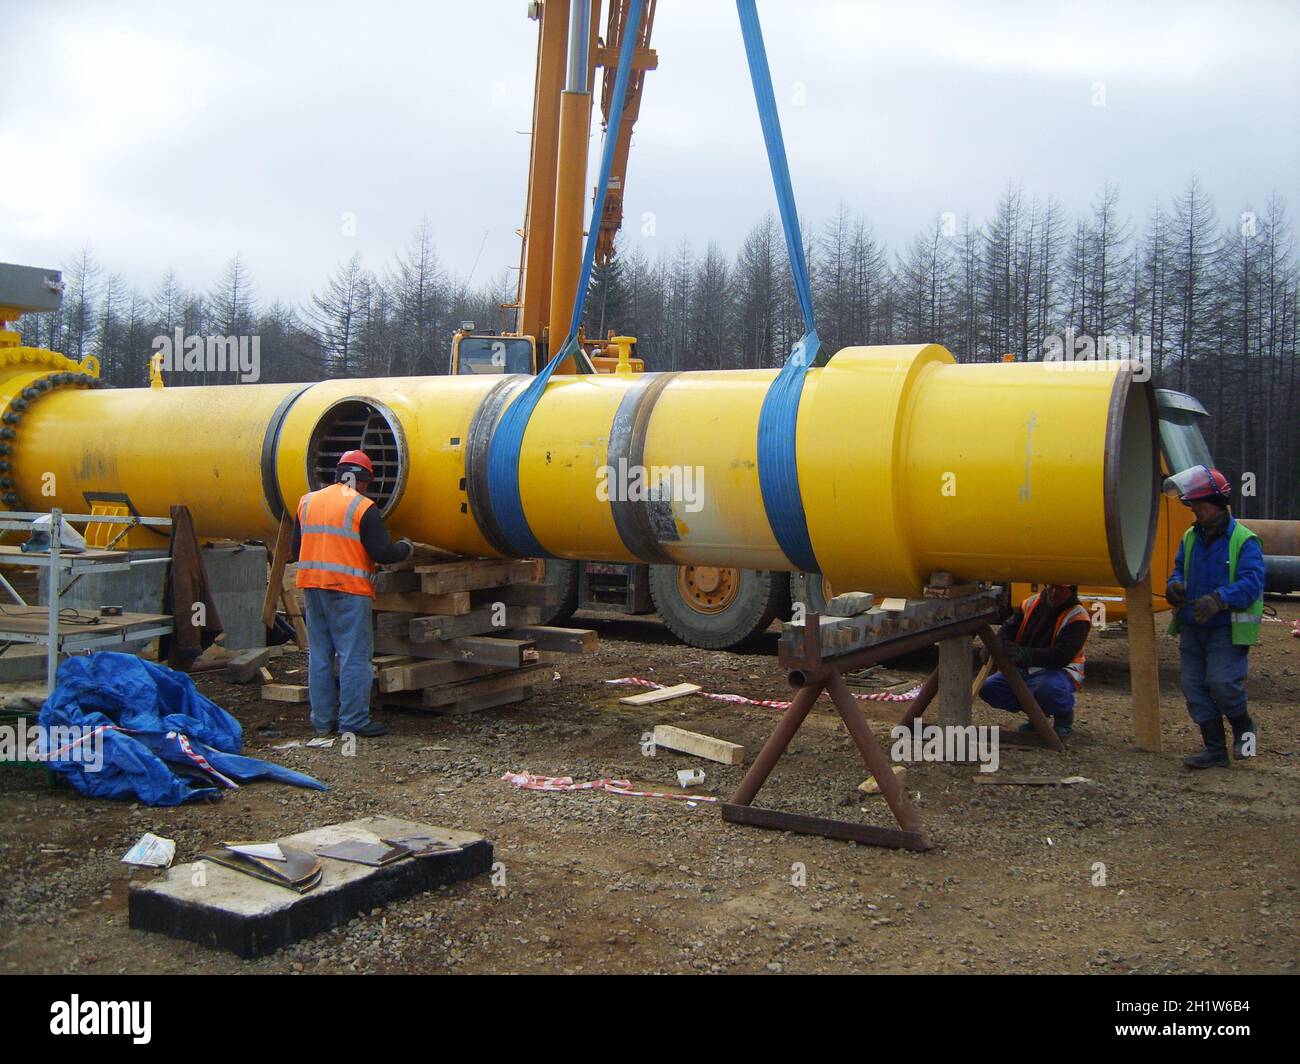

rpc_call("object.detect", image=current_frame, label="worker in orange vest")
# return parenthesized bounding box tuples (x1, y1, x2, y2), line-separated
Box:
(978, 583, 1092, 739)
(292, 450, 413, 737)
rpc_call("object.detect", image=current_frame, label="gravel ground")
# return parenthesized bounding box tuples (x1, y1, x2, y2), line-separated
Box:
(1, 599, 1296, 975)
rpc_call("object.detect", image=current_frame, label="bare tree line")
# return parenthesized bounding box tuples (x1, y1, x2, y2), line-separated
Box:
(19, 177, 1299, 517)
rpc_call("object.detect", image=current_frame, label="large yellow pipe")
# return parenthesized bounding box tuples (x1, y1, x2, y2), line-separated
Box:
(1, 343, 1158, 596)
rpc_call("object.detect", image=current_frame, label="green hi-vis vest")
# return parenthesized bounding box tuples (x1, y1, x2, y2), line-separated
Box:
(1168, 521, 1263, 646)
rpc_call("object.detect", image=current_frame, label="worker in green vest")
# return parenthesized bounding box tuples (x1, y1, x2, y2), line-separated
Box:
(1164, 465, 1265, 769)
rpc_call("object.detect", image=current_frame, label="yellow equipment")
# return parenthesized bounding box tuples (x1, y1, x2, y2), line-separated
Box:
(0, 335, 1159, 598)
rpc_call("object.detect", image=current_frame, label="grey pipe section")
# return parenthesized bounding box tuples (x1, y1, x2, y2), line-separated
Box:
(567, 0, 590, 92)
(1264, 555, 1300, 595)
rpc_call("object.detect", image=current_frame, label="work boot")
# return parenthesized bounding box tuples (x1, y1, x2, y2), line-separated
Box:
(343, 720, 389, 738)
(1183, 718, 1229, 769)
(1229, 714, 1258, 759)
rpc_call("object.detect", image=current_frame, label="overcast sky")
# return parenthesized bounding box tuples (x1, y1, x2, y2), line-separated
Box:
(3, 0, 1297, 310)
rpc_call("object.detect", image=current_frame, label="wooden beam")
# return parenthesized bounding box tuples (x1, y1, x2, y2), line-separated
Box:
(261, 513, 294, 630)
(261, 683, 309, 703)
(421, 664, 545, 707)
(408, 605, 541, 643)
(1125, 571, 1163, 752)
(506, 624, 597, 653)
(417, 558, 544, 595)
(226, 647, 272, 685)
(372, 590, 472, 615)
(421, 636, 539, 669)
(652, 724, 745, 765)
(376, 657, 499, 694)
(936, 636, 974, 726)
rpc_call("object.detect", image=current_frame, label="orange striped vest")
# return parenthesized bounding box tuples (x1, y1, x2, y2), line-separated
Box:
(295, 483, 376, 597)
(1016, 592, 1089, 688)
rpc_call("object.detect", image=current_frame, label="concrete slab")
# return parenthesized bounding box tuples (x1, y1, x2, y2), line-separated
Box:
(128, 815, 492, 958)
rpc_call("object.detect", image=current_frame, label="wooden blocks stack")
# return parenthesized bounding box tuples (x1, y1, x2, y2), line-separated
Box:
(371, 555, 597, 715)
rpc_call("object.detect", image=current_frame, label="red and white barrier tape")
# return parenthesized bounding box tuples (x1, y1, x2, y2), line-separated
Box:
(501, 770, 718, 804)
(170, 731, 239, 790)
(37, 723, 120, 761)
(604, 676, 920, 709)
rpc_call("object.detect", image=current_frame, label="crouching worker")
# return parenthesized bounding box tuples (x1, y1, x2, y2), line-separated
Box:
(1164, 465, 1264, 769)
(979, 583, 1091, 739)
(293, 450, 413, 739)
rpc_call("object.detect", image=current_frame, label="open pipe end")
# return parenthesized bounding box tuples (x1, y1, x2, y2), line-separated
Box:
(1104, 371, 1160, 587)
(305, 397, 408, 518)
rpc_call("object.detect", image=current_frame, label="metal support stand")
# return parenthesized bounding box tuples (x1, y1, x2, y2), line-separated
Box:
(721, 585, 1061, 851)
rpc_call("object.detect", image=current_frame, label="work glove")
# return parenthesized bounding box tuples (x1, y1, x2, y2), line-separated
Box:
(1192, 592, 1224, 625)
(397, 537, 416, 561)
(1165, 580, 1187, 607)
(1003, 642, 1028, 666)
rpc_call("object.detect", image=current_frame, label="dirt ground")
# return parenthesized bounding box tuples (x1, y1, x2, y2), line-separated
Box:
(1, 597, 1296, 975)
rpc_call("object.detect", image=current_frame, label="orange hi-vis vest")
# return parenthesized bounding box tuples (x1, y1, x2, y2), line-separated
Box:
(1015, 592, 1090, 689)
(295, 483, 377, 598)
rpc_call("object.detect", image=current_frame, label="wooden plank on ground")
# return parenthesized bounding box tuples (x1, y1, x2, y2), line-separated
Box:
(620, 682, 700, 706)
(262, 683, 309, 703)
(652, 724, 745, 765)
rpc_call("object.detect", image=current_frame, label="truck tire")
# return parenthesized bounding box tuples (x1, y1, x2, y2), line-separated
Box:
(789, 571, 834, 616)
(649, 565, 787, 649)
(537, 558, 579, 625)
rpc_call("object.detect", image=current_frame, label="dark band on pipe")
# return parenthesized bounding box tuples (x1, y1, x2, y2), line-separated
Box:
(1102, 370, 1160, 587)
(465, 376, 532, 557)
(606, 371, 681, 564)
(260, 383, 316, 521)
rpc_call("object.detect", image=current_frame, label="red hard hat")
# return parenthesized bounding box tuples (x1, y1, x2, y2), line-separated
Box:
(337, 449, 373, 475)
(1165, 464, 1230, 505)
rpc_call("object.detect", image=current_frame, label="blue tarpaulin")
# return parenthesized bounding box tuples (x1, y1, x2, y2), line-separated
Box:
(37, 652, 326, 806)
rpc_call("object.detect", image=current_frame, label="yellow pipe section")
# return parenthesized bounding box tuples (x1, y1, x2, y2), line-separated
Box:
(1, 343, 1158, 596)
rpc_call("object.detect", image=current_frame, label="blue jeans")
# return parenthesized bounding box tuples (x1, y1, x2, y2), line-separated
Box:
(1179, 625, 1249, 724)
(979, 668, 1077, 721)
(303, 588, 374, 733)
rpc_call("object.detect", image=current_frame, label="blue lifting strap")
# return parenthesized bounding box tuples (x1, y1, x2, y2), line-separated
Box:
(483, 0, 646, 558)
(737, 0, 820, 574)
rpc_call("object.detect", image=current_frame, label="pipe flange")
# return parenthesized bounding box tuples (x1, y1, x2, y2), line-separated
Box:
(3, 370, 111, 510)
